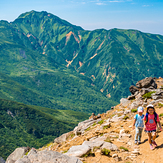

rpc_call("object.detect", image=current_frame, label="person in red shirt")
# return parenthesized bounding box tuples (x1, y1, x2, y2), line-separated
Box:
(144, 104, 162, 150)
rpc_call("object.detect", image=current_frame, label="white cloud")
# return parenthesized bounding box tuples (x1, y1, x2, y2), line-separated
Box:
(142, 5, 150, 7)
(109, 0, 123, 3)
(96, 2, 106, 5)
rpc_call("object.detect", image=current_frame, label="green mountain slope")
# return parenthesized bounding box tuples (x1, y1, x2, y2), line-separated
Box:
(9, 10, 163, 101)
(0, 98, 88, 159)
(1, 10, 163, 109)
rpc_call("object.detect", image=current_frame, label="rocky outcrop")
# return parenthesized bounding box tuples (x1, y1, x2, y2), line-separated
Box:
(136, 77, 157, 89)
(6, 147, 30, 163)
(129, 85, 139, 95)
(74, 118, 101, 135)
(101, 142, 119, 151)
(54, 132, 71, 144)
(15, 149, 82, 163)
(65, 144, 91, 157)
(0, 157, 5, 163)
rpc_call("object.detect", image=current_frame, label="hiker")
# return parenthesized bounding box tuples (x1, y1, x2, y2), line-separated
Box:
(144, 104, 162, 150)
(133, 106, 144, 144)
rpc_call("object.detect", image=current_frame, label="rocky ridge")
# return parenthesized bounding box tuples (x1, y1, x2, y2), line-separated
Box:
(5, 77, 163, 163)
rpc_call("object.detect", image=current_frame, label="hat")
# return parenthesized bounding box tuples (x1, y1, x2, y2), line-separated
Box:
(147, 104, 154, 109)
(137, 106, 144, 112)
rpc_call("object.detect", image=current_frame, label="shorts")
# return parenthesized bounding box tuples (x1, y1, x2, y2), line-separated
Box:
(145, 129, 156, 134)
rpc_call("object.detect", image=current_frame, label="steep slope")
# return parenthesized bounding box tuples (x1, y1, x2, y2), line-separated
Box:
(0, 98, 88, 159)
(23, 77, 163, 163)
(7, 10, 163, 102)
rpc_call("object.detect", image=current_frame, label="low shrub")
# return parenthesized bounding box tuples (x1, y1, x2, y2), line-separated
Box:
(104, 137, 112, 143)
(123, 115, 129, 120)
(120, 146, 128, 151)
(101, 148, 111, 156)
(131, 109, 137, 113)
(159, 113, 163, 117)
(158, 103, 163, 108)
(98, 119, 104, 125)
(103, 126, 109, 130)
(92, 123, 96, 126)
(142, 91, 156, 99)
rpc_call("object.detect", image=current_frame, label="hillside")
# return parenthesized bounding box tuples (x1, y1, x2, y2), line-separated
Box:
(8, 77, 163, 163)
(0, 99, 88, 160)
(1, 10, 163, 110)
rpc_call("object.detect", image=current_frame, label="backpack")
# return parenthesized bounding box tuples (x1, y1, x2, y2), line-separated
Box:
(145, 112, 157, 124)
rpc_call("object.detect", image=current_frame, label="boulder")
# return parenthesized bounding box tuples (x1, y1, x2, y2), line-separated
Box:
(110, 115, 125, 122)
(136, 77, 157, 89)
(119, 129, 131, 139)
(54, 132, 70, 144)
(120, 98, 130, 107)
(0, 157, 5, 163)
(127, 95, 135, 100)
(74, 118, 101, 135)
(100, 122, 111, 129)
(15, 149, 82, 163)
(6, 147, 30, 163)
(101, 142, 119, 151)
(82, 140, 104, 150)
(129, 85, 139, 95)
(65, 144, 91, 157)
(140, 88, 150, 96)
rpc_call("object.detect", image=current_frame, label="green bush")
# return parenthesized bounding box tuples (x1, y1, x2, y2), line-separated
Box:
(104, 137, 112, 143)
(142, 91, 156, 99)
(120, 146, 129, 151)
(101, 148, 111, 156)
(98, 120, 104, 125)
(158, 103, 163, 108)
(159, 113, 163, 117)
(131, 109, 137, 113)
(123, 115, 129, 120)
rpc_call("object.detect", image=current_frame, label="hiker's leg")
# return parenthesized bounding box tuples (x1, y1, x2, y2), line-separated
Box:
(138, 128, 143, 142)
(147, 133, 152, 144)
(152, 132, 156, 141)
(135, 127, 139, 141)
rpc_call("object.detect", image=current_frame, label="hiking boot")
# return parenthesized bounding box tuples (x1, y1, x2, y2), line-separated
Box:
(134, 140, 138, 144)
(150, 144, 154, 150)
(152, 140, 157, 147)
(138, 141, 141, 145)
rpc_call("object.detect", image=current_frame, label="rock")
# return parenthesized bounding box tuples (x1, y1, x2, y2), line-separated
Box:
(132, 150, 140, 154)
(6, 147, 30, 163)
(101, 142, 119, 151)
(15, 149, 82, 163)
(110, 115, 125, 122)
(136, 77, 157, 89)
(82, 141, 104, 150)
(112, 154, 118, 158)
(100, 122, 111, 129)
(120, 98, 130, 107)
(119, 129, 131, 139)
(129, 85, 139, 95)
(124, 110, 131, 115)
(0, 157, 5, 163)
(127, 95, 135, 100)
(74, 118, 102, 135)
(140, 88, 150, 96)
(65, 144, 91, 157)
(54, 132, 70, 144)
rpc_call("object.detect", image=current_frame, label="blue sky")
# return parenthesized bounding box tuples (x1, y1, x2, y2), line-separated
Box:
(0, 0, 163, 35)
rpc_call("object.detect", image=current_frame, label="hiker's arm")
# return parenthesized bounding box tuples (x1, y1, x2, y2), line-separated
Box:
(132, 119, 136, 130)
(158, 121, 162, 131)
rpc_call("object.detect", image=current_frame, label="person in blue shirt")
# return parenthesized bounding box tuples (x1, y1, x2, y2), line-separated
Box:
(133, 106, 144, 144)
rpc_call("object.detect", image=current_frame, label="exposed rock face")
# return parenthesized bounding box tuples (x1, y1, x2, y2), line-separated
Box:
(15, 149, 82, 163)
(65, 144, 91, 157)
(54, 132, 71, 144)
(101, 142, 119, 151)
(136, 77, 157, 89)
(74, 118, 101, 135)
(120, 98, 130, 107)
(129, 85, 139, 95)
(0, 157, 5, 163)
(6, 147, 30, 163)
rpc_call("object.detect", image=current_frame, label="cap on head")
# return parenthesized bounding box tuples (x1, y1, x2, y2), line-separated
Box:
(137, 106, 144, 112)
(147, 104, 154, 109)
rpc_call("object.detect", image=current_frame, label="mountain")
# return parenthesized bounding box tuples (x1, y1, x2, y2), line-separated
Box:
(0, 98, 88, 159)
(1, 10, 163, 105)
(0, 11, 117, 114)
